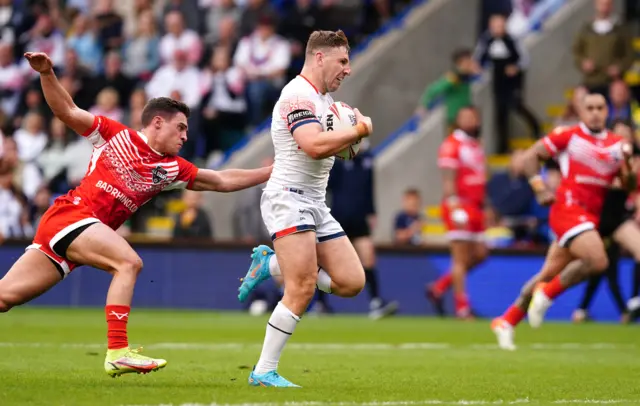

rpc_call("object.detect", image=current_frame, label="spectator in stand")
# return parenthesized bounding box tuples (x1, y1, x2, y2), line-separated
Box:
(0, 0, 18, 45)
(67, 13, 102, 73)
(13, 84, 53, 130)
(121, 10, 160, 82)
(416, 49, 480, 130)
(239, 0, 276, 38)
(486, 149, 538, 243)
(475, 13, 540, 153)
(159, 10, 202, 66)
(89, 87, 123, 122)
(394, 188, 424, 246)
(573, 0, 633, 97)
(30, 184, 52, 231)
(58, 48, 95, 110)
(124, 88, 147, 128)
(234, 14, 290, 125)
(95, 51, 135, 109)
(0, 42, 24, 117)
(203, 0, 241, 46)
(19, 14, 65, 80)
(93, 0, 124, 52)
(162, 0, 202, 34)
(555, 86, 588, 128)
(146, 49, 202, 109)
(37, 117, 75, 194)
(14, 111, 47, 200)
(0, 137, 29, 242)
(172, 189, 214, 239)
(279, 0, 324, 82)
(213, 15, 239, 56)
(201, 45, 247, 156)
(607, 79, 634, 126)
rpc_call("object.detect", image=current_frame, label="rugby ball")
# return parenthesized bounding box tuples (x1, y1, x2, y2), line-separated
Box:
(322, 101, 361, 160)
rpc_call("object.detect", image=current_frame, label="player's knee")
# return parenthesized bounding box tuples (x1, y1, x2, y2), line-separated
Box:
(341, 272, 365, 298)
(585, 255, 608, 274)
(291, 275, 317, 300)
(0, 292, 15, 313)
(117, 255, 144, 277)
(475, 245, 489, 264)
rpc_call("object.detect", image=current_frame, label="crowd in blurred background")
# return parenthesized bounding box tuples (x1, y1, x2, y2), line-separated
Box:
(0, 0, 640, 248)
(0, 0, 411, 241)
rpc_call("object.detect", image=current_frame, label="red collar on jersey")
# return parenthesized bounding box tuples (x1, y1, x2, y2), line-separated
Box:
(298, 74, 321, 95)
(579, 122, 606, 139)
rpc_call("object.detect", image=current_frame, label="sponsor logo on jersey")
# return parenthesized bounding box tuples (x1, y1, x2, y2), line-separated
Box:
(151, 166, 168, 184)
(287, 109, 316, 126)
(95, 180, 139, 213)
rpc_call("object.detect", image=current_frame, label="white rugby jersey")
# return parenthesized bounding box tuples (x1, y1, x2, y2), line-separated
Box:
(265, 75, 335, 200)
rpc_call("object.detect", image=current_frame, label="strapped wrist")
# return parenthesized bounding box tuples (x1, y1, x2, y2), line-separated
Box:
(528, 175, 546, 193)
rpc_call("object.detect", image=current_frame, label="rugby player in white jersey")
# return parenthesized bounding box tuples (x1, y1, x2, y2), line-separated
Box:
(236, 30, 373, 387)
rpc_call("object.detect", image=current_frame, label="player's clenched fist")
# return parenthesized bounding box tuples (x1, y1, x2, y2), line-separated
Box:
(353, 108, 373, 136)
(24, 52, 54, 74)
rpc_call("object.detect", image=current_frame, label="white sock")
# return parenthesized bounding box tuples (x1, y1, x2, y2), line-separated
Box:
(316, 268, 332, 293)
(269, 255, 281, 276)
(254, 302, 300, 374)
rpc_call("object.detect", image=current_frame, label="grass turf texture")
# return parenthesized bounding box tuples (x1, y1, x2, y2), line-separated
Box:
(0, 308, 639, 406)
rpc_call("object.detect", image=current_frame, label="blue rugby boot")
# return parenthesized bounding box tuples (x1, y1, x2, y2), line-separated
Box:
(248, 368, 301, 388)
(238, 245, 274, 302)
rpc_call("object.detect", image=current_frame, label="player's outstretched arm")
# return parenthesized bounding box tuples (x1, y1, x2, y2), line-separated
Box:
(24, 52, 95, 135)
(294, 108, 372, 160)
(189, 166, 273, 192)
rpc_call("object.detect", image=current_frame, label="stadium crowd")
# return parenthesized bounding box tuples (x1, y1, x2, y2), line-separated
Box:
(0, 0, 411, 241)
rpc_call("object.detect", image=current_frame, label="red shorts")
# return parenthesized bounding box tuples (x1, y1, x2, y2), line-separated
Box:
(441, 202, 485, 241)
(27, 199, 101, 278)
(549, 203, 599, 247)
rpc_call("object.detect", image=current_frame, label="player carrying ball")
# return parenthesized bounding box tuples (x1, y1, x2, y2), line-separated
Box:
(0, 52, 272, 376)
(235, 30, 373, 387)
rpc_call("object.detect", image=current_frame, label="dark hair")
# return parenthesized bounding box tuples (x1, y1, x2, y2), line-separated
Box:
(141, 97, 190, 127)
(452, 48, 472, 64)
(306, 30, 350, 56)
(404, 188, 420, 197)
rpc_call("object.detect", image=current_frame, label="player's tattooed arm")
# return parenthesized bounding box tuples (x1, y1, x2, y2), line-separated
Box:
(190, 166, 273, 192)
(24, 52, 95, 135)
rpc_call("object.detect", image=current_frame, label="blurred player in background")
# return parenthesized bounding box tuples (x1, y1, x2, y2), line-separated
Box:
(573, 119, 640, 324)
(492, 93, 633, 350)
(323, 139, 399, 319)
(0, 52, 272, 376)
(235, 30, 373, 388)
(427, 106, 488, 319)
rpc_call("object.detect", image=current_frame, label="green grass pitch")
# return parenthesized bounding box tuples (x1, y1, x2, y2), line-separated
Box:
(0, 308, 639, 406)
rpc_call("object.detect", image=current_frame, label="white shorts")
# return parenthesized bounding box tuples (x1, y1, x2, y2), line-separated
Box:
(261, 188, 345, 242)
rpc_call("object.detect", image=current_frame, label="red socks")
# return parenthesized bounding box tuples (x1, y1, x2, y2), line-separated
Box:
(502, 305, 526, 326)
(432, 273, 452, 296)
(454, 292, 470, 317)
(542, 276, 566, 300)
(105, 305, 130, 350)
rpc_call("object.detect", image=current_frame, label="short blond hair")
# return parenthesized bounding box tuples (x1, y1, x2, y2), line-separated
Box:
(305, 30, 350, 56)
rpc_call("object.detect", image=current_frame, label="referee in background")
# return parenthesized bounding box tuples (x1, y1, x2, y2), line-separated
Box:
(315, 140, 398, 319)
